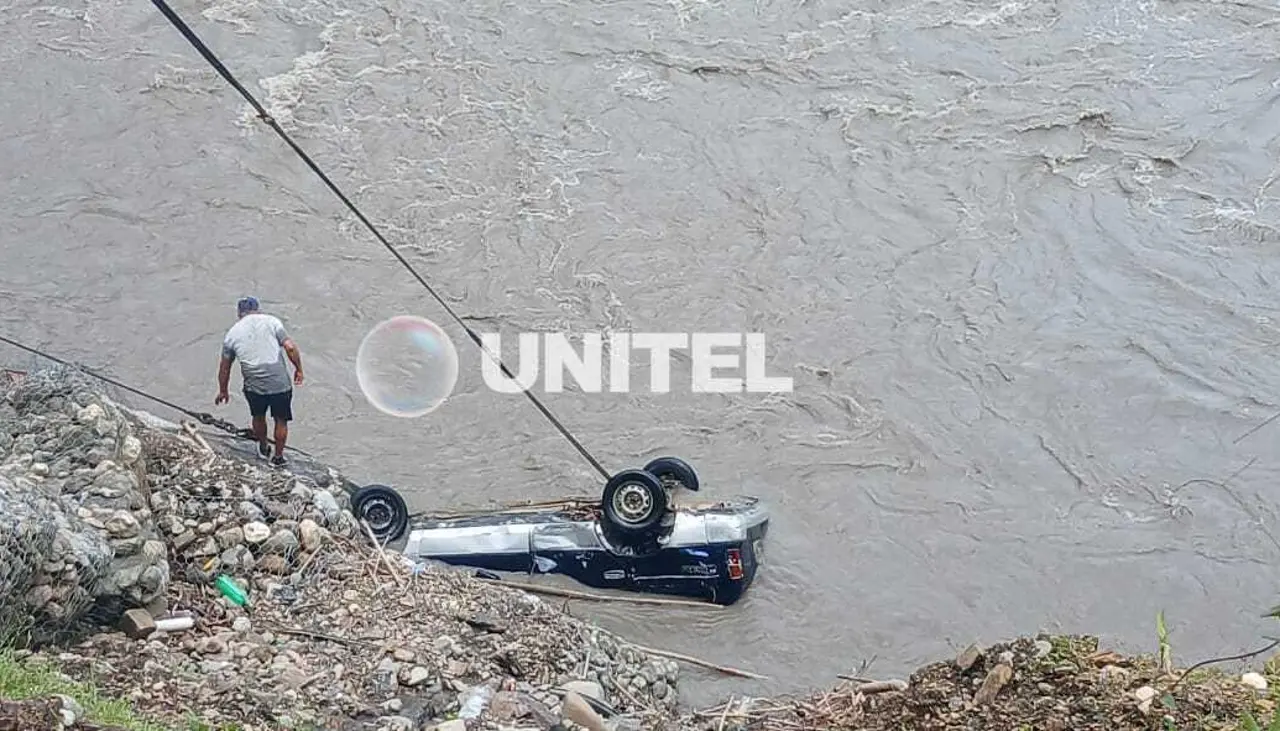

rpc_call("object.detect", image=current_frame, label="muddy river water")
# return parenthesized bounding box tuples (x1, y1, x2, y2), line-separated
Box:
(4, 0, 1280, 708)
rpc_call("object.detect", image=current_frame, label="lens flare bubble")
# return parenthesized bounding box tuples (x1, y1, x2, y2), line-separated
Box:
(356, 315, 459, 418)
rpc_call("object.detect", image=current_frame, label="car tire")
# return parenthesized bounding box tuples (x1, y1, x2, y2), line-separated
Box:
(601, 469, 668, 538)
(643, 456, 700, 492)
(350, 483, 409, 543)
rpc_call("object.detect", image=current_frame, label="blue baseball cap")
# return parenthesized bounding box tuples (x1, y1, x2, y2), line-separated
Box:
(236, 296, 259, 316)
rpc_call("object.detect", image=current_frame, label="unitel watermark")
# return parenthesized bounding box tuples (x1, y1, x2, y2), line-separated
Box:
(479, 332, 793, 394)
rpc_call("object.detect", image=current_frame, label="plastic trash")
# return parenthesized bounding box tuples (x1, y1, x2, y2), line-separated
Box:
(214, 574, 248, 607)
(457, 684, 493, 719)
(154, 616, 195, 632)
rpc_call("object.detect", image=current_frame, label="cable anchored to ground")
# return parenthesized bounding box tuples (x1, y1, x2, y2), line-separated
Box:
(146, 0, 611, 482)
(0, 333, 311, 456)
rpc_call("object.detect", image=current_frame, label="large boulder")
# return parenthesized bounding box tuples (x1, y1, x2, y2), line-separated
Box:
(0, 366, 168, 644)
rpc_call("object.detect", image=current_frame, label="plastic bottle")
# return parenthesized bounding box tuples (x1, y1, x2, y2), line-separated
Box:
(214, 574, 249, 607)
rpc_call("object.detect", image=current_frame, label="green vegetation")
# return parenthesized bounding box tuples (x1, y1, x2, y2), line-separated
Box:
(0, 649, 238, 731)
(1239, 709, 1280, 731)
(1151, 608, 1280, 731)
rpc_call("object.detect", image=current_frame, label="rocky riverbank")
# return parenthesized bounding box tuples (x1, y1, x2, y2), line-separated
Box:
(681, 634, 1280, 731)
(4, 364, 1279, 731)
(0, 366, 678, 731)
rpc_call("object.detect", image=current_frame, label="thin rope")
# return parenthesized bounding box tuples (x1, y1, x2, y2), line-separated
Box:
(0, 333, 312, 456)
(146, 0, 612, 481)
(0, 334, 200, 417)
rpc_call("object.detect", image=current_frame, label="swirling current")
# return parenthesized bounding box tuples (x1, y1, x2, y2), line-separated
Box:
(3, 0, 1280, 708)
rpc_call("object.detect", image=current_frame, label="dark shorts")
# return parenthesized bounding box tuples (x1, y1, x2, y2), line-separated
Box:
(244, 389, 293, 421)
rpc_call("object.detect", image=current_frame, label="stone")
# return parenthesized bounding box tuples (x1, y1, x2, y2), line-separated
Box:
(392, 648, 415, 663)
(398, 665, 431, 687)
(120, 435, 142, 464)
(1242, 672, 1268, 691)
(160, 514, 185, 535)
(299, 519, 326, 551)
(103, 510, 141, 538)
(242, 521, 271, 543)
(956, 643, 982, 671)
(215, 525, 244, 550)
(973, 663, 1012, 705)
(239, 501, 265, 521)
(143, 595, 169, 618)
(379, 715, 413, 730)
(25, 584, 53, 609)
(120, 608, 156, 640)
(313, 490, 340, 520)
(1099, 664, 1130, 687)
(197, 637, 228, 655)
(489, 690, 528, 721)
(55, 694, 83, 727)
(430, 722, 466, 731)
(142, 540, 166, 563)
(1134, 685, 1157, 714)
(465, 613, 507, 633)
(76, 404, 105, 424)
(1033, 640, 1053, 658)
(190, 537, 219, 557)
(257, 555, 289, 574)
(220, 544, 253, 570)
(261, 529, 299, 555)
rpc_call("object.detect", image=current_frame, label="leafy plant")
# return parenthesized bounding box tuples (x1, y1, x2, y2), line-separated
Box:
(1239, 708, 1280, 731)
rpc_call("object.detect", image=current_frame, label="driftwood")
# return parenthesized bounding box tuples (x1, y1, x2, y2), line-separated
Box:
(853, 679, 908, 695)
(264, 623, 382, 649)
(179, 420, 214, 453)
(477, 576, 722, 611)
(623, 641, 770, 680)
(360, 519, 406, 590)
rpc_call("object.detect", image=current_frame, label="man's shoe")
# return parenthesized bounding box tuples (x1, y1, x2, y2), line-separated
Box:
(270, 455, 288, 468)
(257, 442, 271, 460)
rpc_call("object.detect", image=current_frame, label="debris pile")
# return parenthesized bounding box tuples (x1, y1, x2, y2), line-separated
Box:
(1, 366, 678, 730)
(685, 635, 1277, 731)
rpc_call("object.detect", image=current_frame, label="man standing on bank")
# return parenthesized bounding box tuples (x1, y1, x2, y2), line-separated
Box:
(215, 296, 304, 467)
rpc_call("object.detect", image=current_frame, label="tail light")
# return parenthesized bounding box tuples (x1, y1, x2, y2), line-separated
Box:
(726, 548, 744, 580)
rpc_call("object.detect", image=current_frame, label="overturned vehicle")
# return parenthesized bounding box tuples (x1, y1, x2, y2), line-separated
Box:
(349, 457, 770, 606)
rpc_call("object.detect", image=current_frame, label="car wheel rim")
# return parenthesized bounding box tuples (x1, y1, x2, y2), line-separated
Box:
(612, 482, 653, 524)
(364, 500, 392, 530)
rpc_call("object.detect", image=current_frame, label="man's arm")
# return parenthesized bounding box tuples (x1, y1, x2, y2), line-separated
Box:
(273, 317, 303, 384)
(282, 339, 303, 384)
(216, 341, 235, 404)
(217, 355, 233, 394)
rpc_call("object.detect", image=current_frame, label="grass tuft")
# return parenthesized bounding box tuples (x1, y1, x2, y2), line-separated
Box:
(0, 649, 239, 731)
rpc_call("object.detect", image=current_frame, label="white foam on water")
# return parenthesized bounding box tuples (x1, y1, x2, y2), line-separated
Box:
(610, 64, 670, 102)
(145, 64, 226, 96)
(202, 0, 259, 36)
(952, 1, 1030, 28)
(242, 48, 333, 130)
